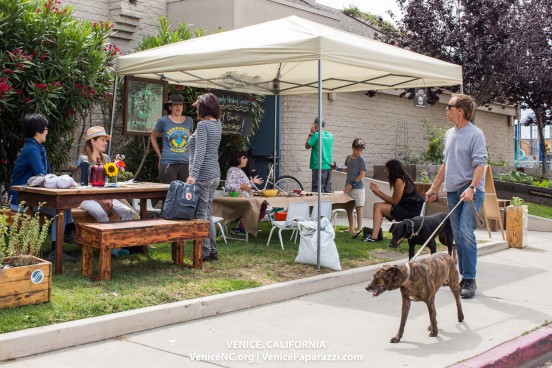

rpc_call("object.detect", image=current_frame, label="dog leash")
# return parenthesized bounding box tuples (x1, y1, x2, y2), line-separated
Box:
(409, 199, 464, 262)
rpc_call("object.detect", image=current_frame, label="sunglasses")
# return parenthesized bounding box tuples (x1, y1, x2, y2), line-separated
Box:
(446, 104, 459, 109)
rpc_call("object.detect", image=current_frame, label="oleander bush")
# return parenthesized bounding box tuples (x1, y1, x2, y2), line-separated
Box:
(0, 0, 119, 187)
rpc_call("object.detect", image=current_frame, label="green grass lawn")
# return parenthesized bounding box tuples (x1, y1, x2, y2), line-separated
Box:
(0, 220, 439, 334)
(528, 202, 552, 219)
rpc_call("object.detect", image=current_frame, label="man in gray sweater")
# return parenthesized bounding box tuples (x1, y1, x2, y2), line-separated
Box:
(426, 94, 487, 299)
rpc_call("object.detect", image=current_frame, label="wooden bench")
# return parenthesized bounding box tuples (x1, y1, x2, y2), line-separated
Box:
(76, 218, 209, 281)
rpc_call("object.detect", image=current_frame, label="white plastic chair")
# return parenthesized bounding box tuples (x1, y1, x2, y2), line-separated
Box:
(266, 202, 309, 250)
(291, 200, 333, 242)
(131, 199, 161, 214)
(331, 191, 355, 230)
(212, 216, 227, 244)
(310, 200, 333, 220)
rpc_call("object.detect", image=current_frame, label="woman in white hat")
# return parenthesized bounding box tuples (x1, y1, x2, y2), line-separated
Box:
(150, 93, 193, 184)
(77, 126, 135, 255)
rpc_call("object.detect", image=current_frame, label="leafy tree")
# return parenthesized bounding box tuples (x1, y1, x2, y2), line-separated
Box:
(375, 0, 517, 108)
(507, 0, 552, 174)
(0, 0, 119, 187)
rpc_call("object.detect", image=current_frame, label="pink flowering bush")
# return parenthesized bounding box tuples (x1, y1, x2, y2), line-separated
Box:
(0, 0, 121, 186)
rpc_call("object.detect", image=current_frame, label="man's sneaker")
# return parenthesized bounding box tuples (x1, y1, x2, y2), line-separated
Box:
(459, 278, 466, 288)
(231, 226, 246, 237)
(46, 250, 77, 263)
(460, 279, 477, 298)
(363, 234, 377, 243)
(111, 248, 130, 257)
(210, 252, 219, 261)
(64, 229, 77, 244)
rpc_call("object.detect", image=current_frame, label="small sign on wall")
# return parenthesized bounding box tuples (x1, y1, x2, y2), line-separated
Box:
(414, 88, 427, 108)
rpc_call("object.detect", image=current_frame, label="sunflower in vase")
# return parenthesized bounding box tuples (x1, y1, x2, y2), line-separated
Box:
(104, 154, 126, 187)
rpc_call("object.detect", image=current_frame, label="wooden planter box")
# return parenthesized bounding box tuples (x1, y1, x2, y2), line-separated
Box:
(0, 256, 52, 309)
(505, 205, 528, 248)
(494, 180, 552, 207)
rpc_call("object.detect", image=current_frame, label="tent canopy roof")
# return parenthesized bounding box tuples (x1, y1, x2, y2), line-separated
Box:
(115, 16, 462, 95)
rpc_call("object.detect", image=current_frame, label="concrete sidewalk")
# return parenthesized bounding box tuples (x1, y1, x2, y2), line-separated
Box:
(1, 229, 551, 367)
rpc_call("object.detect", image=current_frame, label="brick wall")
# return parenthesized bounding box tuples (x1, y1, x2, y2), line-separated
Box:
(280, 92, 514, 189)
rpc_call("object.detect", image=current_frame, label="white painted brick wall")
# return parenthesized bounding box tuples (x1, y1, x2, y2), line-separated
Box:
(281, 92, 514, 190)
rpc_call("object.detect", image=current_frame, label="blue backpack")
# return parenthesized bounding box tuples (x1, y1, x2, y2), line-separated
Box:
(160, 180, 201, 220)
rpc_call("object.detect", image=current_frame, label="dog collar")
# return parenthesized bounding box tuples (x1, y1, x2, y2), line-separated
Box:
(401, 263, 411, 287)
(406, 217, 425, 239)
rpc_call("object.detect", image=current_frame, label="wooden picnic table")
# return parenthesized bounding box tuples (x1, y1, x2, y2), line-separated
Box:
(212, 192, 355, 236)
(12, 182, 169, 275)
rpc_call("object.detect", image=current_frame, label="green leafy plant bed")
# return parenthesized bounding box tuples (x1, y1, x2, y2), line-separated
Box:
(494, 180, 552, 207)
(0, 221, 444, 334)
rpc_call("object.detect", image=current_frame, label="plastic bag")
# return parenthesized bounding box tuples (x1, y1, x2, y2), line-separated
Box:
(295, 217, 341, 271)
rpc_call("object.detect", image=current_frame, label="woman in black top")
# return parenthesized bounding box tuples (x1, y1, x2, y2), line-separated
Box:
(366, 159, 424, 242)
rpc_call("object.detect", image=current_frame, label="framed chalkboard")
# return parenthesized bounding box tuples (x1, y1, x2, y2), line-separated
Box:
(123, 76, 168, 136)
(215, 90, 253, 136)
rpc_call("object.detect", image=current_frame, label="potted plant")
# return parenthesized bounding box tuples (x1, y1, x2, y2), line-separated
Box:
(415, 170, 433, 196)
(0, 203, 53, 308)
(505, 196, 528, 248)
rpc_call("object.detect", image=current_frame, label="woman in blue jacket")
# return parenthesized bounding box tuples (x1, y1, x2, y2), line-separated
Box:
(8, 114, 77, 262)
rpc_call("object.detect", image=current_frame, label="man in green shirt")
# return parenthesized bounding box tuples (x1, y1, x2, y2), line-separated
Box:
(305, 117, 334, 193)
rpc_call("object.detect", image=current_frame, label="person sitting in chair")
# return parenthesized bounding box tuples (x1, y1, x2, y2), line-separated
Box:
(225, 148, 264, 236)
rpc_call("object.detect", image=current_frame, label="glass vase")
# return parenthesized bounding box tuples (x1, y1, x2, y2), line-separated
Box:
(105, 174, 119, 187)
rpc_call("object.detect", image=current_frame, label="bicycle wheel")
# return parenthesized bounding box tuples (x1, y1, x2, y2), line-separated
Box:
(274, 175, 303, 192)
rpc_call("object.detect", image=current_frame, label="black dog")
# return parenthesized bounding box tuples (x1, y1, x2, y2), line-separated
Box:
(389, 212, 455, 260)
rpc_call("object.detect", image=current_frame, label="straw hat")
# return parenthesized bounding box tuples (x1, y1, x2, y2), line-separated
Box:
(84, 126, 111, 141)
(163, 94, 186, 112)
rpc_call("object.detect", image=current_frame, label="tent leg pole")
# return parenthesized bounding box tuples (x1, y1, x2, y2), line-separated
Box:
(107, 76, 119, 157)
(316, 59, 322, 272)
(273, 95, 278, 179)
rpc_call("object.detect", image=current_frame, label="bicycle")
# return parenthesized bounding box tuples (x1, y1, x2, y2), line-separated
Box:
(251, 155, 303, 193)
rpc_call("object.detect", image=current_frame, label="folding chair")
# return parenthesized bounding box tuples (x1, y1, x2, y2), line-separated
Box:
(266, 202, 309, 250)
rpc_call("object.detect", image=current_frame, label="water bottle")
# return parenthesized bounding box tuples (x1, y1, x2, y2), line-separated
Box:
(79, 161, 89, 186)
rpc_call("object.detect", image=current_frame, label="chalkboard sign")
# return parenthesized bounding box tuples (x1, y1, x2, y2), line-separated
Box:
(214, 90, 253, 136)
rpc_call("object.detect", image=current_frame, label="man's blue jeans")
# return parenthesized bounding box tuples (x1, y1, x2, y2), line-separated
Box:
(447, 184, 484, 280)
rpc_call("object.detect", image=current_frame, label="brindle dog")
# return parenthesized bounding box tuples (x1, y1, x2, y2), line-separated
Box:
(365, 253, 464, 343)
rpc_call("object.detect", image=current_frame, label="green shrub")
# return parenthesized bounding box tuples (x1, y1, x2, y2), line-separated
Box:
(0, 0, 118, 186)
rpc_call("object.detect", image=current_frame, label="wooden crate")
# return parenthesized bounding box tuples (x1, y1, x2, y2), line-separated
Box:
(0, 256, 52, 309)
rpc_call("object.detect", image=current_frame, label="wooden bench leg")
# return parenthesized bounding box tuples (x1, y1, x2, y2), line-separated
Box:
(81, 245, 93, 276)
(172, 241, 184, 265)
(99, 248, 111, 281)
(193, 239, 202, 269)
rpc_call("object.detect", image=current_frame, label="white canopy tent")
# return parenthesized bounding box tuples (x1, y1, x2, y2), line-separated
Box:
(115, 16, 461, 95)
(114, 16, 463, 270)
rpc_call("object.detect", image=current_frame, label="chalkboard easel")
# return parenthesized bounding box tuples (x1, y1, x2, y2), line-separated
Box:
(482, 165, 505, 240)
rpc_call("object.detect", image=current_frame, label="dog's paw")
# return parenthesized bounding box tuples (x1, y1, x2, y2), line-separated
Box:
(390, 336, 401, 343)
(458, 313, 464, 322)
(428, 325, 438, 337)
